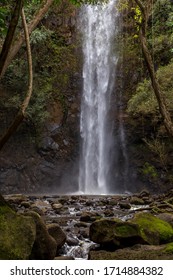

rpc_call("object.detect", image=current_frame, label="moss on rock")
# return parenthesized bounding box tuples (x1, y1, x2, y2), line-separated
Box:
(89, 218, 145, 248)
(25, 211, 57, 260)
(0, 196, 36, 260)
(89, 243, 173, 260)
(132, 213, 173, 245)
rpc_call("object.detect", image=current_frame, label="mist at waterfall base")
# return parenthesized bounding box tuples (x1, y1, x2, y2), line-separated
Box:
(78, 0, 129, 195)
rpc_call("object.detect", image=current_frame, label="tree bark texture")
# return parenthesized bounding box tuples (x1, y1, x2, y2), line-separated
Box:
(0, 8, 33, 150)
(134, 0, 173, 138)
(0, 0, 23, 79)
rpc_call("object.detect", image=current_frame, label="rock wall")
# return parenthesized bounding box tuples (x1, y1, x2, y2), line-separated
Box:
(0, 1, 81, 194)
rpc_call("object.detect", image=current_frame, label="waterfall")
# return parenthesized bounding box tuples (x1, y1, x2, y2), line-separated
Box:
(79, 0, 118, 194)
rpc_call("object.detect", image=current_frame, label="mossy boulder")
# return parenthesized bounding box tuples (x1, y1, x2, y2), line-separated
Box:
(130, 196, 144, 205)
(0, 195, 36, 260)
(157, 213, 173, 227)
(131, 213, 173, 245)
(47, 223, 66, 251)
(89, 218, 145, 248)
(25, 211, 57, 260)
(89, 243, 173, 260)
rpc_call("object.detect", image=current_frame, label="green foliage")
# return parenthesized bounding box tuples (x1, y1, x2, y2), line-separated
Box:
(127, 60, 173, 116)
(1, 0, 78, 132)
(147, 0, 173, 65)
(143, 137, 168, 170)
(0, 6, 9, 35)
(30, 26, 53, 44)
(127, 79, 157, 115)
(131, 5, 142, 31)
(141, 162, 158, 179)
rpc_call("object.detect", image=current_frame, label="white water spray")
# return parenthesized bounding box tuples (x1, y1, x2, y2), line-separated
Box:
(79, 0, 118, 194)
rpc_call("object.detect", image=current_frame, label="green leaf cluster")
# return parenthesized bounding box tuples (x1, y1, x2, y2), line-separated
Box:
(127, 60, 173, 116)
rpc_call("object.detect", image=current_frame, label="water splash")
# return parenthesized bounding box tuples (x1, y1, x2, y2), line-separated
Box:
(79, 0, 118, 194)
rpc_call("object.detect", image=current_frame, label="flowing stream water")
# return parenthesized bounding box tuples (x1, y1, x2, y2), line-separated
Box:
(79, 0, 119, 194)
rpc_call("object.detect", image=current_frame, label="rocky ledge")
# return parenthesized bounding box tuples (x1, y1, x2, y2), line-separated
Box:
(0, 189, 173, 260)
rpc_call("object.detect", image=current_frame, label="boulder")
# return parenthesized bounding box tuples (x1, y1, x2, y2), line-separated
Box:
(80, 212, 101, 222)
(89, 218, 145, 248)
(89, 243, 173, 260)
(130, 196, 144, 205)
(131, 212, 173, 245)
(25, 211, 57, 260)
(157, 213, 173, 227)
(47, 223, 66, 250)
(3, 194, 28, 204)
(0, 195, 36, 260)
(138, 189, 150, 198)
(119, 202, 131, 209)
(66, 235, 79, 246)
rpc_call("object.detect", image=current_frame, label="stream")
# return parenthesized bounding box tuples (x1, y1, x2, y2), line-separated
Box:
(4, 192, 155, 260)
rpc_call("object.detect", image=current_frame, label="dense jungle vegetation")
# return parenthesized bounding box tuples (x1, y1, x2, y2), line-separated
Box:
(0, 0, 173, 193)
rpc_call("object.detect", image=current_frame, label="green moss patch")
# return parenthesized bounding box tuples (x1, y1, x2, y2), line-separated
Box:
(132, 213, 173, 245)
(0, 204, 36, 259)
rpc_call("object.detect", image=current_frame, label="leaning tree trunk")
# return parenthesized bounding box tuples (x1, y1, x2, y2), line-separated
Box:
(0, 8, 33, 150)
(134, 0, 173, 139)
(0, 0, 53, 79)
(0, 0, 23, 79)
(139, 31, 173, 138)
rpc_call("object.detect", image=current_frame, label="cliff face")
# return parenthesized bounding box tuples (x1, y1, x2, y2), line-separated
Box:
(0, 1, 82, 194)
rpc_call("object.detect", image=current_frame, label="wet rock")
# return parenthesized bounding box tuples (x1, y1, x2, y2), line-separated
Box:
(80, 212, 99, 222)
(0, 197, 36, 260)
(47, 223, 66, 250)
(89, 243, 173, 260)
(89, 218, 144, 248)
(21, 201, 31, 208)
(31, 200, 51, 213)
(119, 202, 131, 209)
(74, 222, 88, 228)
(39, 137, 59, 151)
(52, 203, 63, 211)
(130, 196, 144, 205)
(104, 209, 114, 217)
(30, 206, 44, 216)
(131, 212, 173, 245)
(4, 194, 28, 204)
(25, 211, 57, 260)
(138, 189, 150, 198)
(157, 213, 173, 227)
(79, 228, 89, 239)
(66, 236, 79, 246)
(80, 213, 92, 222)
(142, 197, 153, 204)
(108, 199, 118, 206)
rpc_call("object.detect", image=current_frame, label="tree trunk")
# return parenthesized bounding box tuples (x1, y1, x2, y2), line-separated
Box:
(0, 0, 53, 78)
(0, 0, 23, 79)
(134, 0, 173, 138)
(0, 8, 33, 150)
(139, 31, 173, 138)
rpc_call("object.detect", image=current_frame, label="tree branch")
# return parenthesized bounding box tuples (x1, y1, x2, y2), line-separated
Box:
(0, 0, 53, 78)
(0, 8, 33, 150)
(0, 0, 23, 79)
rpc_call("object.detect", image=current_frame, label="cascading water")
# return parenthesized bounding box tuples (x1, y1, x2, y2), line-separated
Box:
(79, 0, 118, 194)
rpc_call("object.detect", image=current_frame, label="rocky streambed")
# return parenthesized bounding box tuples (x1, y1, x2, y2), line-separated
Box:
(1, 189, 173, 260)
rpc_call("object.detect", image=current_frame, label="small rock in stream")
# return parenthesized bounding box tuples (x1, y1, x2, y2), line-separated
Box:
(66, 236, 80, 246)
(119, 202, 131, 209)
